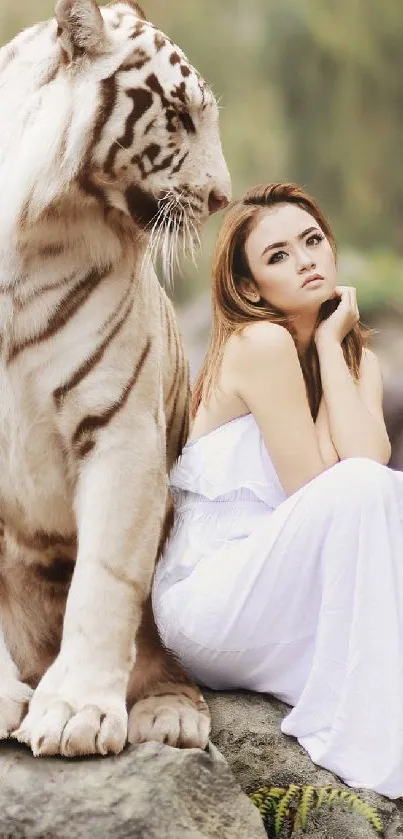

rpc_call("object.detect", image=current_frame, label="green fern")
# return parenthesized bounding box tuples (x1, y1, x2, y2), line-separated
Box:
(249, 783, 384, 838)
(315, 784, 330, 810)
(274, 784, 299, 837)
(298, 784, 316, 831)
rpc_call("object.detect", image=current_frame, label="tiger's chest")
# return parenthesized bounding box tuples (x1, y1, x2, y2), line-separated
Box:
(0, 358, 74, 535)
(0, 260, 166, 535)
(0, 273, 126, 534)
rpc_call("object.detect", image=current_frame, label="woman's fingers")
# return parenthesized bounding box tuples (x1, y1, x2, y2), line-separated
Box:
(348, 286, 360, 319)
(336, 286, 359, 320)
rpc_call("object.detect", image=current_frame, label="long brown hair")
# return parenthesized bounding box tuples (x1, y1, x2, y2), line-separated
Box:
(192, 182, 368, 421)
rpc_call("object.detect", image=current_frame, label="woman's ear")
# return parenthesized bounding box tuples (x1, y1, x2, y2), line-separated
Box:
(238, 278, 261, 303)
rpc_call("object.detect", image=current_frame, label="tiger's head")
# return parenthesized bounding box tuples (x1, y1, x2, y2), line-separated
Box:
(0, 0, 230, 265)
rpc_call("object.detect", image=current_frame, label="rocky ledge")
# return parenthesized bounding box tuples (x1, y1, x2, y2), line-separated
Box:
(1, 691, 403, 838)
(0, 735, 264, 839)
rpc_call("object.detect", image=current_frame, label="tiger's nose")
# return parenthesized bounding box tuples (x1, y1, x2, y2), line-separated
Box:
(208, 189, 230, 215)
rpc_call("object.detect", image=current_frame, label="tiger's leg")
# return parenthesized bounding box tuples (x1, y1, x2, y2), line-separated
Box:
(0, 526, 33, 735)
(127, 495, 210, 749)
(0, 627, 33, 738)
(14, 416, 167, 758)
(127, 594, 210, 749)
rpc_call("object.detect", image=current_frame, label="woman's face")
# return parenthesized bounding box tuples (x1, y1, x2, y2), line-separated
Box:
(243, 203, 337, 314)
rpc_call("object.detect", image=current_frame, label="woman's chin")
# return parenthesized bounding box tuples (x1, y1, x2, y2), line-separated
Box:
(293, 290, 332, 314)
(305, 285, 336, 308)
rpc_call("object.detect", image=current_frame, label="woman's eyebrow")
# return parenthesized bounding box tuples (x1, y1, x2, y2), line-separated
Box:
(261, 226, 319, 257)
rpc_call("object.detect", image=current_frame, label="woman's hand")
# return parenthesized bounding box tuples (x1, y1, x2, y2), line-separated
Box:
(315, 286, 359, 347)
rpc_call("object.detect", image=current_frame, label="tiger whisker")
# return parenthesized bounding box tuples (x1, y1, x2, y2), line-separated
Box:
(141, 189, 202, 287)
(141, 202, 168, 277)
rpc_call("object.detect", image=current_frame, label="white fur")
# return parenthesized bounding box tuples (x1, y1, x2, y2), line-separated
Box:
(0, 0, 230, 756)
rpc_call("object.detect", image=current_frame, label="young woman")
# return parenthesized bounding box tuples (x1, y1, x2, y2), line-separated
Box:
(152, 182, 403, 798)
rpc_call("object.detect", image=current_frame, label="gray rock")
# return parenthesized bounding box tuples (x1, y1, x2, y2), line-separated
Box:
(0, 739, 266, 839)
(205, 689, 403, 838)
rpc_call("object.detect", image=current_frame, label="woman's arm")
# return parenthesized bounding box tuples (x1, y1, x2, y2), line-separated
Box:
(315, 287, 391, 465)
(316, 341, 391, 464)
(229, 322, 328, 495)
(315, 398, 340, 468)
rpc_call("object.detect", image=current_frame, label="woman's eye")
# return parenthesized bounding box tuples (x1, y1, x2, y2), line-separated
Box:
(268, 250, 287, 264)
(306, 233, 324, 246)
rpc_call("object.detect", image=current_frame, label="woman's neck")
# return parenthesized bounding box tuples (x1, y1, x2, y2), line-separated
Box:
(292, 311, 319, 354)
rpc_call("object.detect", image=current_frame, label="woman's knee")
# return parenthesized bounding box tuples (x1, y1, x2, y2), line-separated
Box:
(317, 457, 391, 503)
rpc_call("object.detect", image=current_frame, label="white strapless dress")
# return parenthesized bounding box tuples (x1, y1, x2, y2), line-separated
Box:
(152, 413, 403, 798)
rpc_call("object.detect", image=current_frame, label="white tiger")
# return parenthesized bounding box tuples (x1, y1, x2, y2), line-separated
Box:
(0, 0, 230, 757)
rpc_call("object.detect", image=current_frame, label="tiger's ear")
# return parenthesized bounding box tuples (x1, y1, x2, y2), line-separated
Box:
(55, 0, 107, 61)
(113, 1, 146, 19)
(129, 2, 146, 19)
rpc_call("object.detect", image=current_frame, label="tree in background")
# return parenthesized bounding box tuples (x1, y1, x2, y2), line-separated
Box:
(1, 0, 402, 303)
(264, 0, 403, 251)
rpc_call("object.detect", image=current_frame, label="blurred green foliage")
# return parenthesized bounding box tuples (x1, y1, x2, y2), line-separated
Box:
(1, 0, 402, 310)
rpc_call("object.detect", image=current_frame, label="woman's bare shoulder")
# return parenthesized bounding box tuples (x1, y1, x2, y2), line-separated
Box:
(225, 322, 296, 369)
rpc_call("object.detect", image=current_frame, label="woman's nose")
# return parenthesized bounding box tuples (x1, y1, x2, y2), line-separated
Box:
(297, 255, 315, 273)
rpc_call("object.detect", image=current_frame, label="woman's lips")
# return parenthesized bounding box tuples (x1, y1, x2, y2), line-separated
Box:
(302, 274, 324, 288)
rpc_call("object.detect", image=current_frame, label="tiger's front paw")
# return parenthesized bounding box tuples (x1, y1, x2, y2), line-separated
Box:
(128, 690, 211, 749)
(13, 680, 127, 758)
(0, 679, 33, 740)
